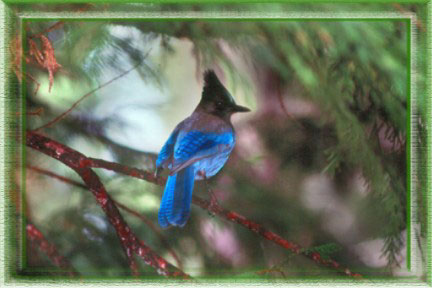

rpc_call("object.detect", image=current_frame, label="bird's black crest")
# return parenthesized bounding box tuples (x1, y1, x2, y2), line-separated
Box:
(202, 69, 230, 101)
(203, 70, 222, 89)
(201, 69, 239, 110)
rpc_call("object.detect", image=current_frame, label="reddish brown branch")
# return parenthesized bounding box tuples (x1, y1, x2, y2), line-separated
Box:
(194, 198, 360, 277)
(88, 156, 361, 277)
(26, 223, 78, 276)
(28, 132, 360, 277)
(28, 165, 183, 270)
(26, 130, 360, 277)
(88, 157, 164, 186)
(26, 131, 189, 278)
(113, 201, 184, 270)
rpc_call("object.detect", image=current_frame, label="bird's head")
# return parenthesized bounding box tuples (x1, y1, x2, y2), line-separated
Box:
(197, 70, 250, 119)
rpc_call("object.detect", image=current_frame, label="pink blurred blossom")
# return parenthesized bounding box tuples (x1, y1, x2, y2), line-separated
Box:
(200, 220, 247, 267)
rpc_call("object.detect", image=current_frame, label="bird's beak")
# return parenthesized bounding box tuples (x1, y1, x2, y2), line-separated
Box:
(232, 104, 251, 113)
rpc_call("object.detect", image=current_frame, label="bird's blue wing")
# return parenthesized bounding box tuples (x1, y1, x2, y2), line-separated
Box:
(156, 128, 180, 169)
(171, 130, 234, 174)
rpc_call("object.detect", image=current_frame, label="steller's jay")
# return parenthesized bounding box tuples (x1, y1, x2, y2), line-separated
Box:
(156, 70, 250, 228)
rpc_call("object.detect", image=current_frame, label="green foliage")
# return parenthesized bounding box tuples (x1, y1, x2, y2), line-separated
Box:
(301, 243, 342, 261)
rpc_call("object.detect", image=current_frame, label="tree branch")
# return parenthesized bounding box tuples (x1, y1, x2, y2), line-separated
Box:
(113, 201, 184, 271)
(28, 165, 183, 270)
(26, 130, 361, 278)
(26, 222, 78, 276)
(26, 131, 189, 278)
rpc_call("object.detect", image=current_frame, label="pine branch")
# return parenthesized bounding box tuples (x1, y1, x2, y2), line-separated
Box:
(26, 130, 361, 278)
(26, 131, 189, 278)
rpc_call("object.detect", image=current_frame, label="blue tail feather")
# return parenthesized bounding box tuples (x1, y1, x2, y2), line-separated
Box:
(158, 174, 176, 228)
(158, 166, 195, 228)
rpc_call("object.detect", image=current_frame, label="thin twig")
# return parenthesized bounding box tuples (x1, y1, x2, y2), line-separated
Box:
(33, 53, 149, 132)
(28, 165, 87, 188)
(275, 78, 305, 130)
(16, 107, 44, 117)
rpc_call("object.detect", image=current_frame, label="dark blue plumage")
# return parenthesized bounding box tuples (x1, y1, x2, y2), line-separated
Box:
(156, 70, 250, 228)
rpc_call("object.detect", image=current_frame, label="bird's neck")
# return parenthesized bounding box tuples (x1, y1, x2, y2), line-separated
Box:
(190, 108, 234, 131)
(194, 106, 233, 125)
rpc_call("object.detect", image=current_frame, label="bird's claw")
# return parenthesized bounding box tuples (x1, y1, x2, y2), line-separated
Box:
(154, 167, 163, 179)
(207, 191, 221, 216)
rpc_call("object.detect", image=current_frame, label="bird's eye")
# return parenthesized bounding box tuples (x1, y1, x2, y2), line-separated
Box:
(216, 101, 223, 107)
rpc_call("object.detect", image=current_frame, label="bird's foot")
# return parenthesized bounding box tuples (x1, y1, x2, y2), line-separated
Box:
(154, 167, 163, 179)
(201, 172, 222, 216)
(207, 189, 222, 217)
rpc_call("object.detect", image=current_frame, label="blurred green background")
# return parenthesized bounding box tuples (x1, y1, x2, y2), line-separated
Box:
(8, 2, 428, 280)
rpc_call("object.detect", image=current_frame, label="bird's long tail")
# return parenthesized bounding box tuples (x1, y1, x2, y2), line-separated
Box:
(158, 166, 195, 228)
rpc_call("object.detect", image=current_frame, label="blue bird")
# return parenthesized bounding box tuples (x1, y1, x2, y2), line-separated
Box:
(156, 70, 250, 228)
